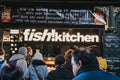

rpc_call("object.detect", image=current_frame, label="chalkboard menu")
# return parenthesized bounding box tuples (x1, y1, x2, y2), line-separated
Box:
(0, 7, 95, 25)
(103, 34, 120, 77)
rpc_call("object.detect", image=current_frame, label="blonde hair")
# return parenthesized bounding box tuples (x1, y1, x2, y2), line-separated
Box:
(0, 47, 5, 55)
(64, 49, 74, 59)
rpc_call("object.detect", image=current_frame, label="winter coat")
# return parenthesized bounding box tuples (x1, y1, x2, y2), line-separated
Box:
(73, 64, 120, 80)
(9, 54, 27, 74)
(23, 60, 48, 80)
(46, 65, 74, 80)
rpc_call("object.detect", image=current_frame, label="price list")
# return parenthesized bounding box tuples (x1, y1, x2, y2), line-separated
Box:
(103, 34, 120, 76)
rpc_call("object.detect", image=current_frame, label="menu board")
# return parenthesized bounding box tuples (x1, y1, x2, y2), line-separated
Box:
(103, 34, 120, 76)
(0, 7, 95, 25)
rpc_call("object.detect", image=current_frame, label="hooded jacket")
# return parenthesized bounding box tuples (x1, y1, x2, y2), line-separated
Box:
(23, 60, 48, 80)
(9, 54, 27, 74)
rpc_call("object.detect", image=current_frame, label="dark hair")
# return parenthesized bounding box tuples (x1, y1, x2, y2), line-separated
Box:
(72, 49, 97, 66)
(64, 49, 73, 71)
(55, 54, 65, 65)
(64, 49, 73, 59)
(0, 47, 5, 55)
(87, 45, 102, 57)
(0, 65, 22, 80)
(26, 46, 32, 53)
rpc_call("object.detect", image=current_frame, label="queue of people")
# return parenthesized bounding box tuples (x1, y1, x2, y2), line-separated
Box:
(0, 45, 120, 80)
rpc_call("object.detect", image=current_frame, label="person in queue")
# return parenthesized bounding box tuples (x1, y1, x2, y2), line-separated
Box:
(0, 47, 7, 70)
(71, 48, 120, 80)
(23, 51, 48, 80)
(9, 47, 28, 74)
(26, 46, 33, 67)
(0, 65, 23, 80)
(64, 49, 74, 72)
(46, 54, 74, 80)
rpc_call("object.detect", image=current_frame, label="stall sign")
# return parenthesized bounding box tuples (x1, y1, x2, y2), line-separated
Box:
(23, 29, 99, 42)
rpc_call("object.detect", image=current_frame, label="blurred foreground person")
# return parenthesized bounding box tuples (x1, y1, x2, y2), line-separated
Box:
(0, 47, 7, 70)
(0, 65, 22, 80)
(9, 47, 28, 74)
(23, 52, 48, 80)
(46, 54, 74, 80)
(71, 49, 120, 80)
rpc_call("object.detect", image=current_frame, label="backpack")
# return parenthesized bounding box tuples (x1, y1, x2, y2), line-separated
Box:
(9, 58, 24, 75)
(9, 58, 24, 67)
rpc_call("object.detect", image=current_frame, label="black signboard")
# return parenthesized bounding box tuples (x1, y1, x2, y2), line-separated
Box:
(0, 7, 95, 25)
(7, 28, 101, 44)
(0, 0, 120, 2)
(103, 33, 120, 77)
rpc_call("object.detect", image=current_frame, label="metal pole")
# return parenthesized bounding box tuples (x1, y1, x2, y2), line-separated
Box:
(108, 6, 115, 31)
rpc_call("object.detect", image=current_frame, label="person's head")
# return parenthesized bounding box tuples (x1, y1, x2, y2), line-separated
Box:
(79, 46, 86, 51)
(64, 49, 73, 60)
(55, 54, 65, 65)
(26, 46, 33, 56)
(71, 49, 98, 76)
(18, 47, 27, 57)
(33, 53, 43, 61)
(0, 65, 22, 80)
(87, 45, 102, 57)
(36, 49, 40, 53)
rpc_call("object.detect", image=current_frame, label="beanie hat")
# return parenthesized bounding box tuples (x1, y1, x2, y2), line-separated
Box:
(33, 53, 43, 60)
(18, 47, 27, 55)
(55, 54, 65, 65)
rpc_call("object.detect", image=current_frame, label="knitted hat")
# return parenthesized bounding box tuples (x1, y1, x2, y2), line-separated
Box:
(18, 47, 27, 55)
(55, 54, 65, 65)
(33, 53, 43, 60)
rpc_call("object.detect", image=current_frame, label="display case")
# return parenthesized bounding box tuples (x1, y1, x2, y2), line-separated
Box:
(44, 57, 55, 72)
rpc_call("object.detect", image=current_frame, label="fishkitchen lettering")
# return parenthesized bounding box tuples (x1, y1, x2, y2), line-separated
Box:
(23, 29, 99, 42)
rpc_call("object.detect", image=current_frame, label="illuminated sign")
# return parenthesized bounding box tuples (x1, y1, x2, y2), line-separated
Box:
(23, 29, 99, 42)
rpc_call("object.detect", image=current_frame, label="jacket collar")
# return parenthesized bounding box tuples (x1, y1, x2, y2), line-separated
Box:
(9, 54, 25, 62)
(76, 64, 99, 76)
(56, 65, 64, 69)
